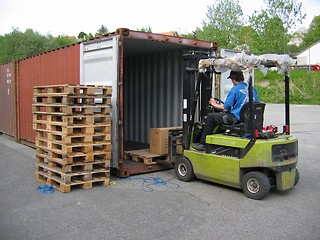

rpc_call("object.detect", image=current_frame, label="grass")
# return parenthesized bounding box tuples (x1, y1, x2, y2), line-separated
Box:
(254, 69, 320, 104)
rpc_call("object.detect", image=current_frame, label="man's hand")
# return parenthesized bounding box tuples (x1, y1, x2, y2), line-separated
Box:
(209, 98, 224, 110)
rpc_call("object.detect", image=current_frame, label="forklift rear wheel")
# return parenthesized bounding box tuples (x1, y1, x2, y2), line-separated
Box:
(175, 157, 195, 182)
(241, 171, 270, 200)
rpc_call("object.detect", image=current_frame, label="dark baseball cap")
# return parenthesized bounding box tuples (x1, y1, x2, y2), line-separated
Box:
(227, 70, 243, 79)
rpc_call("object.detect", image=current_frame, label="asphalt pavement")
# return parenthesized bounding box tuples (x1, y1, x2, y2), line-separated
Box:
(0, 104, 320, 240)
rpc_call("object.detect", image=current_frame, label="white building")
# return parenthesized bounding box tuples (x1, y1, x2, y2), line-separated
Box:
(296, 41, 320, 65)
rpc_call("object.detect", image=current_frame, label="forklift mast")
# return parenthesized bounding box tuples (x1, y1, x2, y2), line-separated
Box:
(182, 51, 214, 149)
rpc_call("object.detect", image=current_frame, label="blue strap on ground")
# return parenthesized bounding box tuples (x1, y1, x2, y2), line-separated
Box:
(37, 185, 54, 194)
(116, 176, 179, 192)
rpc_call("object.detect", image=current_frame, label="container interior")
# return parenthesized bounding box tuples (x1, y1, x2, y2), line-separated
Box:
(122, 37, 211, 150)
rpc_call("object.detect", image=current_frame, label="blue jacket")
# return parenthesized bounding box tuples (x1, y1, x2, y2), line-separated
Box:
(224, 82, 259, 120)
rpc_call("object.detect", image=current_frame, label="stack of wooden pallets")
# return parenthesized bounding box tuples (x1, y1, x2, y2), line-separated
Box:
(32, 84, 112, 193)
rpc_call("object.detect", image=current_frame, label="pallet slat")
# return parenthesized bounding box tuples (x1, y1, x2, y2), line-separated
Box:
(33, 84, 112, 96)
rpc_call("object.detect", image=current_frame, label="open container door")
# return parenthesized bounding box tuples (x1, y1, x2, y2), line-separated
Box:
(80, 36, 120, 168)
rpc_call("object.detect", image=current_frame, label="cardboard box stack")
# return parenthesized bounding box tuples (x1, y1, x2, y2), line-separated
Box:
(32, 84, 112, 193)
(150, 127, 182, 155)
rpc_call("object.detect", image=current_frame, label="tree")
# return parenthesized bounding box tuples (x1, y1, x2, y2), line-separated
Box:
(195, 0, 244, 49)
(235, 26, 256, 51)
(0, 28, 47, 63)
(77, 31, 94, 41)
(136, 27, 152, 33)
(300, 15, 320, 50)
(249, 0, 306, 54)
(263, 0, 306, 31)
(95, 25, 108, 36)
(287, 29, 306, 55)
(0, 28, 77, 64)
(78, 31, 87, 40)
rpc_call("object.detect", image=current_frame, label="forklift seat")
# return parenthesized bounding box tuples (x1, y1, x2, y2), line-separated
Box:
(221, 102, 266, 137)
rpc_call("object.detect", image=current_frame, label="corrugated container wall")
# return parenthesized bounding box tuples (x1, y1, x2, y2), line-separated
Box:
(124, 49, 183, 143)
(18, 44, 80, 145)
(0, 62, 17, 140)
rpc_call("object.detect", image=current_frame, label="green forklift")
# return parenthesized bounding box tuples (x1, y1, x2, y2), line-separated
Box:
(169, 51, 299, 200)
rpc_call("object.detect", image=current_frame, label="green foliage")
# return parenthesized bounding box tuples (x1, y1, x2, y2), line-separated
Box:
(249, 15, 289, 54)
(95, 25, 108, 36)
(263, 0, 306, 30)
(255, 69, 320, 104)
(249, 0, 305, 54)
(235, 26, 256, 51)
(78, 31, 87, 40)
(196, 0, 244, 49)
(0, 28, 77, 64)
(300, 16, 320, 49)
(196, 0, 310, 55)
(136, 27, 152, 33)
(77, 31, 94, 41)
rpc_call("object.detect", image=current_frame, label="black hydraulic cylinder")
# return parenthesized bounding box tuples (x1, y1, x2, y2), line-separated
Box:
(248, 75, 255, 139)
(284, 72, 290, 135)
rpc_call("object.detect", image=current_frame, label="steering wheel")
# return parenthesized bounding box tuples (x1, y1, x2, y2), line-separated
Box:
(208, 97, 225, 112)
(213, 97, 224, 105)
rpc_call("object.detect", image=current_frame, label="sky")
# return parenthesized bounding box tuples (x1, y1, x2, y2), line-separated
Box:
(0, 0, 318, 37)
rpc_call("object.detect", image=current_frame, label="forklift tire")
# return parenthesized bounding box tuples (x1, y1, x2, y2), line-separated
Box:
(294, 168, 299, 186)
(241, 171, 270, 200)
(175, 156, 196, 182)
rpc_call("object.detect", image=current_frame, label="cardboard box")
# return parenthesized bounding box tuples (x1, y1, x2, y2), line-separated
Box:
(150, 127, 181, 155)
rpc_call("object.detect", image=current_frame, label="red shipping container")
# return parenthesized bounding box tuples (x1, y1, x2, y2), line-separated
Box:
(17, 44, 80, 145)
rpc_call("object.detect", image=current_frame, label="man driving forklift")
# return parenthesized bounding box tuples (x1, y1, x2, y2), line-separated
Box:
(194, 70, 259, 151)
(170, 51, 299, 200)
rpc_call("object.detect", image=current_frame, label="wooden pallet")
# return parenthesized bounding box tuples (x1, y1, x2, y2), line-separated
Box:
(33, 114, 111, 125)
(36, 147, 111, 164)
(36, 156, 110, 173)
(35, 133, 111, 145)
(36, 162, 109, 184)
(33, 120, 110, 130)
(124, 149, 169, 165)
(33, 84, 112, 96)
(36, 170, 110, 193)
(33, 95, 111, 105)
(32, 104, 111, 115)
(35, 138, 111, 155)
(34, 124, 111, 136)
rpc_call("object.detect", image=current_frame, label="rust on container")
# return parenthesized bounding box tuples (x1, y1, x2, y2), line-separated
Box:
(120, 28, 218, 49)
(0, 62, 18, 140)
(17, 44, 80, 146)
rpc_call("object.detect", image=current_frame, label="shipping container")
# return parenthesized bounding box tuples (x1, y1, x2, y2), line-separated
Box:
(0, 62, 18, 140)
(17, 44, 80, 146)
(0, 28, 218, 177)
(80, 28, 218, 176)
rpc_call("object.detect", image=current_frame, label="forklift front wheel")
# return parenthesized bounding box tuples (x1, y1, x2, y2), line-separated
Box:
(241, 171, 270, 200)
(175, 157, 195, 182)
